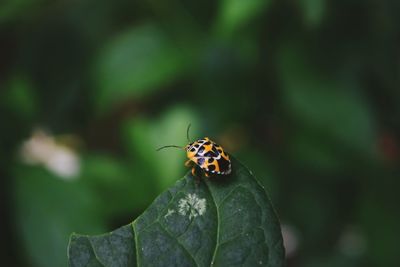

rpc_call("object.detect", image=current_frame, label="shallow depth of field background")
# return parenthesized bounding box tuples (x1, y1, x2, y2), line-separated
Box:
(1, 1, 399, 266)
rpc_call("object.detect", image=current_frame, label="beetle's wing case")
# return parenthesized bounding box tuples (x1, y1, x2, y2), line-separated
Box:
(188, 138, 231, 175)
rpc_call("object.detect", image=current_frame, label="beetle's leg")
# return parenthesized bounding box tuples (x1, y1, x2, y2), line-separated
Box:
(191, 167, 202, 186)
(185, 159, 192, 167)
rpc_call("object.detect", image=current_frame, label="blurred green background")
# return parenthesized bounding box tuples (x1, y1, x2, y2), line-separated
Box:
(1, 0, 399, 266)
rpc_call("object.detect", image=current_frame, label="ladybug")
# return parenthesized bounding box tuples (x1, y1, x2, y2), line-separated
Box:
(157, 125, 231, 177)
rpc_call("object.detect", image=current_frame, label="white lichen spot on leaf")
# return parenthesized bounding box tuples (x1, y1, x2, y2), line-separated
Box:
(178, 193, 206, 219)
(164, 209, 175, 219)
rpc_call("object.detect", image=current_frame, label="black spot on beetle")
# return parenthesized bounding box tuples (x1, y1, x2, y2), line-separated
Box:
(204, 141, 211, 145)
(198, 147, 205, 154)
(208, 158, 214, 163)
(208, 164, 216, 171)
(204, 151, 217, 157)
(217, 149, 223, 153)
(212, 146, 219, 154)
(190, 148, 195, 152)
(217, 157, 230, 172)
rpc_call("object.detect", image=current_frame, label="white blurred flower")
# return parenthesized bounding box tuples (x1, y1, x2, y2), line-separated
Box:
(281, 224, 300, 258)
(20, 128, 80, 180)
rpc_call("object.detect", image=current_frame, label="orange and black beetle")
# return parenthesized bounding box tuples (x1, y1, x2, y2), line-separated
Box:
(157, 125, 231, 177)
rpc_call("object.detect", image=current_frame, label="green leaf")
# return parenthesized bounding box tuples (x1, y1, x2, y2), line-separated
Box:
(215, 0, 271, 37)
(122, 106, 200, 190)
(81, 154, 157, 217)
(68, 157, 285, 266)
(68, 225, 136, 267)
(94, 24, 188, 113)
(13, 165, 105, 267)
(278, 44, 376, 156)
(299, 0, 326, 28)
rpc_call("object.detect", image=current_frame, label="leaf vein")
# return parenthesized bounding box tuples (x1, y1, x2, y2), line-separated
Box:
(88, 238, 106, 267)
(132, 223, 140, 267)
(158, 222, 199, 267)
(206, 182, 220, 267)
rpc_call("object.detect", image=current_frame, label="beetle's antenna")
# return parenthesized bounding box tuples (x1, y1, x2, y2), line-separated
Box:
(156, 145, 183, 151)
(186, 123, 192, 142)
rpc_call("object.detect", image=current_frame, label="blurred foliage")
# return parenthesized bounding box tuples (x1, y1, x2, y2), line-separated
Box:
(94, 24, 190, 113)
(0, 0, 399, 267)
